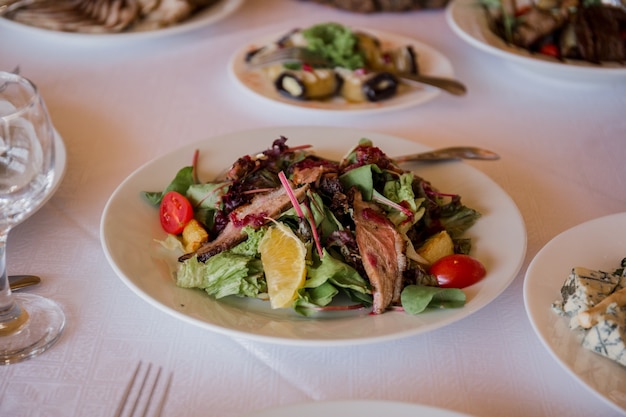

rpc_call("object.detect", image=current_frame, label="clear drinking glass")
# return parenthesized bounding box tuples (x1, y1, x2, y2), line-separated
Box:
(0, 71, 65, 364)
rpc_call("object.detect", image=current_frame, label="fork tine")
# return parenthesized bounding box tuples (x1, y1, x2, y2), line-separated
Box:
(153, 371, 173, 417)
(114, 362, 142, 417)
(115, 362, 172, 417)
(248, 48, 299, 67)
(248, 47, 328, 68)
(130, 363, 153, 417)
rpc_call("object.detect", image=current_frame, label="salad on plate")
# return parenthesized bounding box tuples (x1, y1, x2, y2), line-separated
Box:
(143, 137, 486, 316)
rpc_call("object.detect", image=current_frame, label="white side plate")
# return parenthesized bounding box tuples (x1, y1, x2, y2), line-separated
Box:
(524, 212, 626, 414)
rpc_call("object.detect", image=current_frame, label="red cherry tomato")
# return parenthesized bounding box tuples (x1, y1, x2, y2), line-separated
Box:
(429, 254, 486, 289)
(159, 191, 194, 234)
(514, 5, 532, 16)
(539, 44, 560, 58)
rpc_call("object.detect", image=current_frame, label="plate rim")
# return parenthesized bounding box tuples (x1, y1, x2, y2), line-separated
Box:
(0, 0, 244, 42)
(100, 126, 526, 347)
(523, 211, 626, 414)
(445, 0, 626, 80)
(240, 399, 476, 417)
(228, 27, 455, 115)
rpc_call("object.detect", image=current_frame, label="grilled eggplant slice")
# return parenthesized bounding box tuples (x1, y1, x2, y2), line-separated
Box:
(274, 69, 342, 100)
(339, 71, 399, 103)
(356, 31, 418, 74)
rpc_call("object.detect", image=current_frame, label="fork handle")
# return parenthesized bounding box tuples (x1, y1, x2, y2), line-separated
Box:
(396, 73, 467, 96)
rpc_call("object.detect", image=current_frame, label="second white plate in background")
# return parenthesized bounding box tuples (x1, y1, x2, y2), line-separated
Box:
(229, 28, 456, 114)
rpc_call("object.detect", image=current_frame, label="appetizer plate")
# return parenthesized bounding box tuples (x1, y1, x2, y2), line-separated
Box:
(445, 0, 626, 81)
(240, 400, 476, 417)
(228, 29, 456, 114)
(23, 130, 66, 223)
(0, 0, 243, 43)
(524, 212, 626, 414)
(100, 126, 526, 346)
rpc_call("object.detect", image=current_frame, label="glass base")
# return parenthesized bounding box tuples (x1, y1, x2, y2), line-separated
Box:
(0, 293, 65, 365)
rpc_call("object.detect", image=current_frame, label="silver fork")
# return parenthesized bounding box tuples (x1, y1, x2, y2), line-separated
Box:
(246, 46, 467, 96)
(114, 362, 173, 417)
(247, 46, 330, 68)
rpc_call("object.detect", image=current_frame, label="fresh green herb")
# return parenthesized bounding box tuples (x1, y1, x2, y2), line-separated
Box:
(302, 22, 365, 70)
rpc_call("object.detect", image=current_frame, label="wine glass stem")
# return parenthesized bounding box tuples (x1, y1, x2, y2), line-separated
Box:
(0, 230, 27, 335)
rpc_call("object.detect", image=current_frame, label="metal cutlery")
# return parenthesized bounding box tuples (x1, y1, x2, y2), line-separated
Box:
(247, 46, 467, 96)
(8, 274, 41, 291)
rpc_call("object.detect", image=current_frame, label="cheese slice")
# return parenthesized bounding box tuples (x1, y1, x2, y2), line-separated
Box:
(552, 262, 626, 368)
(552, 267, 621, 327)
(581, 300, 626, 367)
(577, 287, 626, 328)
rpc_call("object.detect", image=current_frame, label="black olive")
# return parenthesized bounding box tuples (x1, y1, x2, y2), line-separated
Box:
(363, 72, 398, 102)
(274, 72, 307, 100)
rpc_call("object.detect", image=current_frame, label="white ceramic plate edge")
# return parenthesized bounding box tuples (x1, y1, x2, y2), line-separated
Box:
(228, 28, 455, 115)
(239, 400, 476, 417)
(445, 0, 626, 81)
(0, 0, 243, 43)
(100, 126, 526, 347)
(523, 212, 626, 414)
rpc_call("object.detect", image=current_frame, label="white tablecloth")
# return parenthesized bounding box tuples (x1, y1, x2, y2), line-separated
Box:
(1, 1, 625, 416)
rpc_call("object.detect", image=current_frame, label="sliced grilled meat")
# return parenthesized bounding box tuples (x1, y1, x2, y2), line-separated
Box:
(179, 184, 309, 262)
(351, 189, 407, 314)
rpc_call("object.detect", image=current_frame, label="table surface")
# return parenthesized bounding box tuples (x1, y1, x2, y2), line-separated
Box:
(1, 1, 625, 416)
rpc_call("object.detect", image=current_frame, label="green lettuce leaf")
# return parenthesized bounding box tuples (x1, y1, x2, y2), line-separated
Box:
(176, 252, 264, 299)
(339, 164, 381, 201)
(142, 166, 195, 206)
(306, 248, 369, 293)
(400, 285, 466, 315)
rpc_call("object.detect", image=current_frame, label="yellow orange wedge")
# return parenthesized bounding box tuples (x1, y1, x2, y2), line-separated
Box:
(259, 222, 307, 309)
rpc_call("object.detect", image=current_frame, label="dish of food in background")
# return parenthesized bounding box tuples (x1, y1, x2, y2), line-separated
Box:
(240, 400, 477, 417)
(300, 0, 451, 13)
(524, 212, 626, 414)
(0, 0, 243, 41)
(446, 0, 626, 81)
(229, 25, 457, 114)
(100, 126, 526, 346)
(481, 0, 626, 64)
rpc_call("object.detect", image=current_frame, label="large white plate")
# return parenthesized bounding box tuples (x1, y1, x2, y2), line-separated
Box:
(240, 400, 476, 417)
(523, 212, 626, 414)
(100, 126, 526, 346)
(228, 28, 456, 114)
(445, 0, 626, 82)
(0, 0, 243, 43)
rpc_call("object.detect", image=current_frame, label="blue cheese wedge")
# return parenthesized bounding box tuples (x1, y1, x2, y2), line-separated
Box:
(552, 267, 622, 329)
(577, 288, 626, 367)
